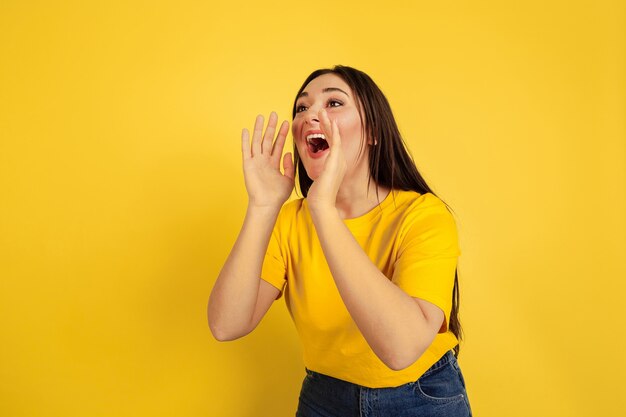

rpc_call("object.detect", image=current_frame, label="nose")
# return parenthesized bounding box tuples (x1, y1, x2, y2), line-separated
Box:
(304, 112, 320, 124)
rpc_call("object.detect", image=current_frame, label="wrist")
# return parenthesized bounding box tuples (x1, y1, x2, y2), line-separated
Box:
(308, 201, 338, 219)
(246, 202, 282, 218)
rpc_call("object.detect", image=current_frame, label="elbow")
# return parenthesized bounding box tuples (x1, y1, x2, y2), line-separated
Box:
(383, 324, 440, 370)
(208, 314, 250, 342)
(209, 323, 231, 342)
(380, 343, 428, 371)
(383, 354, 416, 372)
(210, 329, 239, 342)
(209, 322, 247, 342)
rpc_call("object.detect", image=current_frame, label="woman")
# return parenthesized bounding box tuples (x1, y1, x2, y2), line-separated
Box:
(208, 65, 472, 416)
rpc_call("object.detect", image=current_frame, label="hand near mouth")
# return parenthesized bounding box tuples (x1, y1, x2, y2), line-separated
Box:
(241, 112, 294, 209)
(307, 108, 347, 212)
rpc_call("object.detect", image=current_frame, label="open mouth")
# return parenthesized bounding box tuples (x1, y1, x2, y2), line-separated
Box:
(306, 133, 329, 154)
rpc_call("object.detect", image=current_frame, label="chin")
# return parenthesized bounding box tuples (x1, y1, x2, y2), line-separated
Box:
(299, 158, 323, 181)
(302, 167, 320, 181)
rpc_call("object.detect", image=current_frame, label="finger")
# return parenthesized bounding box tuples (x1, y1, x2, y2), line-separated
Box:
(283, 152, 294, 180)
(319, 108, 334, 147)
(241, 128, 251, 161)
(331, 119, 341, 146)
(251, 114, 264, 156)
(270, 120, 290, 168)
(261, 111, 278, 155)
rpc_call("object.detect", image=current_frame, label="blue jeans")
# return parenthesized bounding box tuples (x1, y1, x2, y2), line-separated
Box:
(296, 350, 472, 417)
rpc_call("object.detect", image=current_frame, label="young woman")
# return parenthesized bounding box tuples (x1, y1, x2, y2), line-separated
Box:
(208, 65, 472, 416)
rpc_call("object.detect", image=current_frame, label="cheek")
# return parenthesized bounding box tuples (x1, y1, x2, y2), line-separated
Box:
(336, 118, 366, 160)
(336, 116, 363, 142)
(292, 119, 303, 138)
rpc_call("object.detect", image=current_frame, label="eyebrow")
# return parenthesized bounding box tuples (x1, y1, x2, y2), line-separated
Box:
(297, 87, 350, 100)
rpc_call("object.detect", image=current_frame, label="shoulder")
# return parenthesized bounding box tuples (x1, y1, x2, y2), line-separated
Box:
(394, 191, 459, 247)
(392, 190, 451, 220)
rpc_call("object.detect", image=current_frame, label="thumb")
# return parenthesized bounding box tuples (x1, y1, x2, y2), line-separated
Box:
(283, 152, 295, 180)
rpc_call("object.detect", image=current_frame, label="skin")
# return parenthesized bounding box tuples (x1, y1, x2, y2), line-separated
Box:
(208, 73, 446, 371)
(292, 73, 382, 218)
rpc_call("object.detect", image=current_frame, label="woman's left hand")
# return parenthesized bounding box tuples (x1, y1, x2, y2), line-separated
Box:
(306, 108, 347, 212)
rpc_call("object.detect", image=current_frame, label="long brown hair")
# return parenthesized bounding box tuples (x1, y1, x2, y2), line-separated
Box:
(291, 65, 464, 357)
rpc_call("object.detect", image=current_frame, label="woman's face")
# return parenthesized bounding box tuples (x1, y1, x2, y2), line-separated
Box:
(292, 73, 371, 180)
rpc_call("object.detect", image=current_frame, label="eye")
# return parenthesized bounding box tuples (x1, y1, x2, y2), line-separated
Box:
(327, 99, 343, 108)
(295, 98, 344, 114)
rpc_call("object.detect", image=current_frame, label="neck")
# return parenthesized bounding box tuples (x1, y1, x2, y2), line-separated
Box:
(334, 170, 390, 219)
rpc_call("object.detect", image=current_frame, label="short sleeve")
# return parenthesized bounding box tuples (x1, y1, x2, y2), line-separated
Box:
(260, 206, 288, 300)
(391, 202, 461, 333)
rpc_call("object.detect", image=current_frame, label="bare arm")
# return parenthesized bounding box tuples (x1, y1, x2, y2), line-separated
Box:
(305, 110, 444, 370)
(309, 206, 445, 370)
(207, 112, 293, 341)
(208, 206, 282, 340)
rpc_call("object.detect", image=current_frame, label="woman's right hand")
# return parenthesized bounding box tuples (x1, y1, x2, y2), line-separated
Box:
(241, 112, 294, 209)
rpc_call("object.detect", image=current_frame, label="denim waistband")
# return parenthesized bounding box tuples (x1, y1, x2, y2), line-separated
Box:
(304, 349, 456, 384)
(420, 349, 456, 377)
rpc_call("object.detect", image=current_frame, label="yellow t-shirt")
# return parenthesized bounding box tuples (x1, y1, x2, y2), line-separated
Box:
(261, 189, 461, 388)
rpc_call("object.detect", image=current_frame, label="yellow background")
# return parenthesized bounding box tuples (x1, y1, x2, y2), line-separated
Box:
(1, 1, 624, 416)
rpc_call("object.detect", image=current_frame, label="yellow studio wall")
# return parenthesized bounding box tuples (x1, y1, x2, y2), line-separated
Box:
(1, 1, 624, 416)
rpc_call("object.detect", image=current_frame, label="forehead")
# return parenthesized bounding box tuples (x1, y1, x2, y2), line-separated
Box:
(299, 73, 353, 98)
